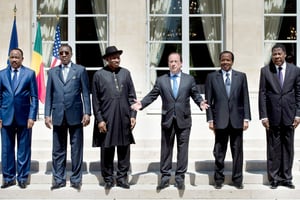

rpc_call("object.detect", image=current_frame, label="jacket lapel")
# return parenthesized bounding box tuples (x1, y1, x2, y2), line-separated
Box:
(217, 70, 228, 98)
(65, 64, 75, 83)
(281, 63, 291, 91)
(55, 65, 64, 83)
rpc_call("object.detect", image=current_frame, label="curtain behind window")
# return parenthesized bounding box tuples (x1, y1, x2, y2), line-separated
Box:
(198, 0, 221, 67)
(38, 0, 65, 67)
(149, 0, 172, 84)
(91, 0, 107, 57)
(264, 0, 286, 65)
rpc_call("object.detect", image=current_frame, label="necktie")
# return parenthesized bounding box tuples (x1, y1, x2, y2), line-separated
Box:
(225, 72, 231, 97)
(278, 66, 283, 87)
(12, 69, 18, 90)
(63, 65, 68, 82)
(172, 74, 178, 98)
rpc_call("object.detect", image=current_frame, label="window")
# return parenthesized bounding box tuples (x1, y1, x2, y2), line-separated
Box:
(147, 0, 224, 93)
(33, 0, 108, 89)
(264, 0, 298, 65)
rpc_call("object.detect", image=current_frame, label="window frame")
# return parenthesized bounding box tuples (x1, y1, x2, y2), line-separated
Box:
(146, 0, 225, 90)
(263, 0, 299, 65)
(32, 0, 109, 71)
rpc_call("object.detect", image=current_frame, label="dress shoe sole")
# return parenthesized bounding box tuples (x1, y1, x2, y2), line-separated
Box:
(1, 181, 16, 189)
(50, 183, 66, 190)
(156, 183, 169, 190)
(116, 183, 130, 189)
(71, 183, 81, 190)
(214, 183, 223, 189)
(18, 182, 27, 189)
(281, 183, 295, 189)
(175, 184, 185, 190)
(104, 182, 114, 190)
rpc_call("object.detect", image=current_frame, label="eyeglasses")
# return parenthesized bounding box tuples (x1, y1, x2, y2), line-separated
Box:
(59, 51, 70, 56)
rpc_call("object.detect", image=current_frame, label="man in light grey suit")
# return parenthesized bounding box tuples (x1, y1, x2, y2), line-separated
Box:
(259, 44, 300, 189)
(205, 50, 251, 190)
(131, 52, 208, 190)
(45, 44, 91, 191)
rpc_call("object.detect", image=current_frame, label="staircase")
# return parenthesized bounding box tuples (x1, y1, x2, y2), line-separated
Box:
(1, 104, 300, 199)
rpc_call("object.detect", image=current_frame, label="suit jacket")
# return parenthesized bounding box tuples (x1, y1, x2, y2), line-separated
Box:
(44, 63, 91, 126)
(259, 62, 300, 126)
(141, 72, 203, 129)
(205, 69, 251, 129)
(0, 65, 38, 126)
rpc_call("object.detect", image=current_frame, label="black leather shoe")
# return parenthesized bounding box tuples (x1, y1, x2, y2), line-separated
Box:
(156, 179, 169, 190)
(1, 180, 16, 189)
(214, 182, 223, 189)
(104, 182, 114, 190)
(71, 182, 81, 190)
(175, 181, 185, 190)
(233, 182, 244, 189)
(116, 181, 130, 189)
(281, 181, 295, 189)
(270, 181, 278, 189)
(18, 181, 27, 189)
(50, 182, 66, 190)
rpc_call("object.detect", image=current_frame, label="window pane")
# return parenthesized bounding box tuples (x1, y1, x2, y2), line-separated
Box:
(264, 0, 296, 14)
(76, 0, 107, 14)
(150, 17, 182, 41)
(76, 44, 104, 67)
(190, 44, 220, 67)
(150, 0, 182, 14)
(149, 43, 182, 67)
(190, 69, 217, 93)
(285, 43, 297, 64)
(76, 17, 107, 41)
(37, 0, 67, 15)
(190, 17, 221, 41)
(264, 42, 297, 64)
(264, 16, 296, 40)
(189, 0, 222, 14)
(278, 16, 296, 40)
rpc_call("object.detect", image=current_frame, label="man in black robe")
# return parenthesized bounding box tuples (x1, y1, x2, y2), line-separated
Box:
(92, 46, 137, 190)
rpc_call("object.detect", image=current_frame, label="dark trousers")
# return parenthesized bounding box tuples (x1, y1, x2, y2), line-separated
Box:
(266, 125, 294, 183)
(52, 123, 83, 184)
(1, 125, 32, 183)
(160, 119, 190, 183)
(214, 125, 243, 184)
(101, 145, 130, 183)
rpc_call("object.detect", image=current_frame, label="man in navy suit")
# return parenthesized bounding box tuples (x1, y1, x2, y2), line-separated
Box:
(131, 52, 208, 190)
(0, 48, 38, 189)
(259, 44, 300, 189)
(45, 44, 91, 191)
(205, 50, 251, 190)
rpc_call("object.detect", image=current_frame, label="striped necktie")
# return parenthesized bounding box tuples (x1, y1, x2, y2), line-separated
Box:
(225, 72, 231, 97)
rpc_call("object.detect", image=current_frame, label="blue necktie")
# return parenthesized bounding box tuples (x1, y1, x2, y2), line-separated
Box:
(172, 74, 178, 98)
(278, 66, 283, 87)
(225, 72, 230, 97)
(12, 69, 18, 91)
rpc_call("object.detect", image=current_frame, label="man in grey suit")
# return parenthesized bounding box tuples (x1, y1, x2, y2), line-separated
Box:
(45, 44, 91, 191)
(205, 50, 251, 190)
(131, 52, 208, 190)
(259, 44, 300, 189)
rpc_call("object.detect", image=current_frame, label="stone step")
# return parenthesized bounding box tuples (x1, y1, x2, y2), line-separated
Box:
(30, 147, 300, 161)
(2, 158, 300, 172)
(0, 183, 299, 199)
(30, 137, 300, 148)
(12, 170, 300, 185)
